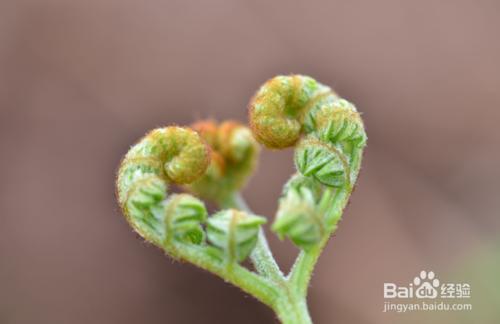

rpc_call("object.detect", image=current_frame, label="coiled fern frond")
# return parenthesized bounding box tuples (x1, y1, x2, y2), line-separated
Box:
(116, 75, 367, 324)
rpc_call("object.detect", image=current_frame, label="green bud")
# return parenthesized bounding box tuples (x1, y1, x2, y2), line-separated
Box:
(122, 175, 167, 244)
(207, 209, 266, 263)
(304, 98, 366, 151)
(295, 135, 349, 188)
(272, 175, 324, 250)
(187, 120, 260, 204)
(157, 194, 207, 245)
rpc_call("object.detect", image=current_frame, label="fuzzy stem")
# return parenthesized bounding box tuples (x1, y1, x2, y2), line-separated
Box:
(275, 295, 313, 324)
(220, 193, 313, 324)
(164, 242, 281, 308)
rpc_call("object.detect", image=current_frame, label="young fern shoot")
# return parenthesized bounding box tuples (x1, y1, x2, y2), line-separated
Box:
(116, 75, 367, 324)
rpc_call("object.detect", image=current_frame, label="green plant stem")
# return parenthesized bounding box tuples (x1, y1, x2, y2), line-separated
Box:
(220, 193, 313, 324)
(274, 294, 313, 324)
(164, 241, 281, 308)
(288, 144, 362, 297)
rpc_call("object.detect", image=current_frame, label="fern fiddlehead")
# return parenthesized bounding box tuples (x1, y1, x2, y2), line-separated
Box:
(116, 75, 367, 324)
(116, 126, 210, 245)
(250, 75, 366, 242)
(116, 126, 277, 306)
(249, 75, 366, 302)
(186, 120, 260, 205)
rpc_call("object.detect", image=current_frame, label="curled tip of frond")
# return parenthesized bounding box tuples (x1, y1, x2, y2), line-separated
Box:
(248, 75, 366, 188)
(146, 126, 211, 184)
(193, 120, 260, 164)
(187, 120, 260, 203)
(248, 75, 367, 250)
(248, 75, 337, 149)
(115, 126, 211, 244)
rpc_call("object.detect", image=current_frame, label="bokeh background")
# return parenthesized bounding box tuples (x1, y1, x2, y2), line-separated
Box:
(1, 1, 499, 323)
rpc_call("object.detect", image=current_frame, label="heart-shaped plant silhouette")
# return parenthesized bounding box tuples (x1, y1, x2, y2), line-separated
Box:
(116, 75, 367, 324)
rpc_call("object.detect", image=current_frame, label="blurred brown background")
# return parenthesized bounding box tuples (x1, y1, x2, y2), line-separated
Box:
(1, 0, 499, 323)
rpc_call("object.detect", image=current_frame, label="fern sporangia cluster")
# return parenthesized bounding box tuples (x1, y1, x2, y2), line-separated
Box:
(116, 75, 367, 324)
